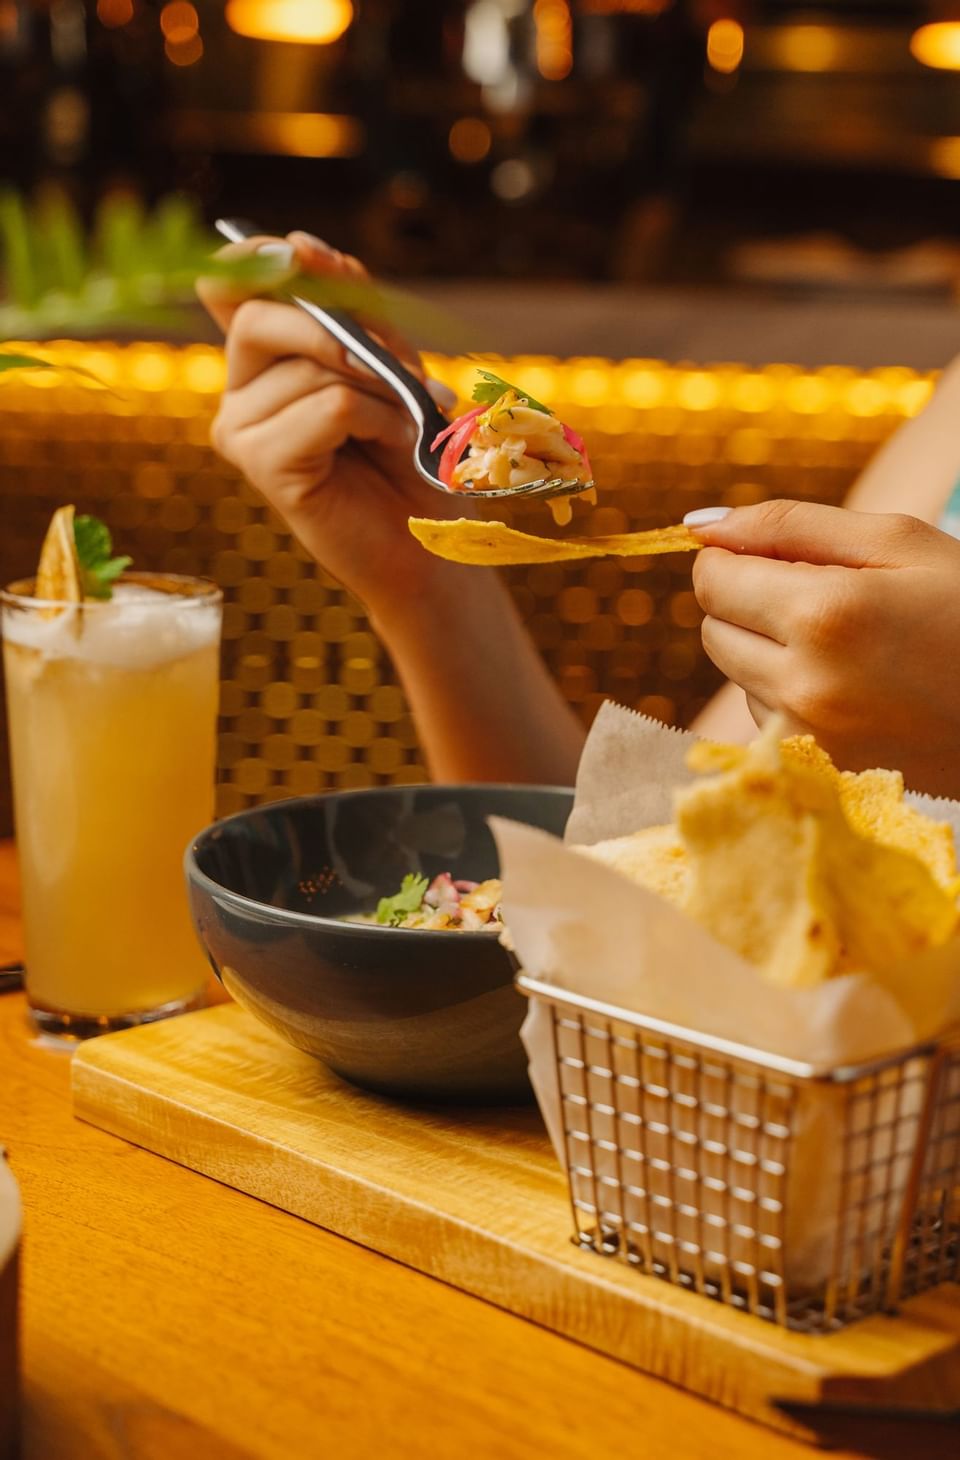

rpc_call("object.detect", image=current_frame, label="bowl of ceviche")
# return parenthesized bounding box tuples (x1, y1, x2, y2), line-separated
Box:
(185, 784, 573, 1103)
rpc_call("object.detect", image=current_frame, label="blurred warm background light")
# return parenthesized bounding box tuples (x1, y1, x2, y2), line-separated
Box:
(910, 21, 960, 70)
(578, 0, 670, 11)
(534, 0, 573, 81)
(96, 0, 134, 27)
(160, 0, 203, 63)
(706, 19, 744, 75)
(448, 117, 493, 164)
(768, 24, 841, 73)
(166, 33, 203, 65)
(160, 2, 199, 43)
(226, 0, 354, 45)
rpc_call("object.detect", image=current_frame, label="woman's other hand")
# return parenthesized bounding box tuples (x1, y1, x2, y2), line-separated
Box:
(690, 499, 960, 796)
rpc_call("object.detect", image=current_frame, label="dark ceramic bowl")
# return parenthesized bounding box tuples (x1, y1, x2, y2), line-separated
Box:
(185, 785, 573, 1103)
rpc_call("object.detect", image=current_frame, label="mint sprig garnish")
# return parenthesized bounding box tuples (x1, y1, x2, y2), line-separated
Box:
(376, 873, 429, 927)
(472, 369, 551, 415)
(74, 514, 132, 601)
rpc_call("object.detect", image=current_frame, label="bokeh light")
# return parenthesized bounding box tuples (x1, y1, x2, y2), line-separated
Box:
(534, 0, 573, 81)
(771, 24, 840, 72)
(96, 0, 134, 27)
(165, 32, 203, 66)
(448, 117, 492, 164)
(491, 158, 536, 201)
(910, 22, 960, 71)
(706, 19, 744, 75)
(226, 0, 354, 45)
(160, 2, 198, 43)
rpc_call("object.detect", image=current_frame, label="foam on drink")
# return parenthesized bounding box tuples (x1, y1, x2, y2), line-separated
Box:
(3, 582, 220, 670)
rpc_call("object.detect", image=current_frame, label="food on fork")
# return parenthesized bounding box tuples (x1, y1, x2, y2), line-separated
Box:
(433, 371, 596, 525)
(408, 517, 700, 565)
(575, 723, 959, 989)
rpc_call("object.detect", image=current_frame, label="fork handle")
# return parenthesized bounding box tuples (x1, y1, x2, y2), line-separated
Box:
(214, 219, 446, 437)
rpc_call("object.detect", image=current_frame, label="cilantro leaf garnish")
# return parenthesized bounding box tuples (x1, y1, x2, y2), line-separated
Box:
(73, 514, 132, 601)
(471, 369, 551, 415)
(376, 873, 430, 927)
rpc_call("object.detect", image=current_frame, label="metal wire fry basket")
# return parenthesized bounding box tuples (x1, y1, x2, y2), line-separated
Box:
(518, 976, 960, 1332)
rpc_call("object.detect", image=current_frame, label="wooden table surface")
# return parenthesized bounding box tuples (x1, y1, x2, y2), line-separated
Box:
(0, 839, 955, 1460)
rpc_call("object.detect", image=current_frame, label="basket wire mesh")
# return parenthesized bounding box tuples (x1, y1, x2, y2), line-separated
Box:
(519, 977, 960, 1332)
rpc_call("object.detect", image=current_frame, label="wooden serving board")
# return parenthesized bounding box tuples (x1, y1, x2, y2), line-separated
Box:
(72, 1004, 960, 1443)
(0, 1153, 20, 1460)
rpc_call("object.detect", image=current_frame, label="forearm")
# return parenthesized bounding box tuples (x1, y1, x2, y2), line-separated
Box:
(845, 354, 960, 519)
(690, 679, 756, 743)
(369, 565, 585, 785)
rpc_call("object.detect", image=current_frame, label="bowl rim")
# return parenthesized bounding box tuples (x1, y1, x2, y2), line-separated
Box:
(184, 782, 574, 943)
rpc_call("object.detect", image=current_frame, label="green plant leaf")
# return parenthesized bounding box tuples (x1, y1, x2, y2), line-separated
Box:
(0, 350, 111, 389)
(0, 189, 470, 351)
(38, 187, 87, 296)
(95, 191, 146, 283)
(0, 351, 54, 372)
(74, 514, 132, 600)
(150, 193, 201, 272)
(0, 190, 38, 308)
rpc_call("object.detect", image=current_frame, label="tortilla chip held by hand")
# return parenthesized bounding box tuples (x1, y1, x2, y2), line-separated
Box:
(408, 517, 700, 566)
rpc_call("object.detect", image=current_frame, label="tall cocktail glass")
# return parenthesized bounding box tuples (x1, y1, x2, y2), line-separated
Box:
(1, 573, 222, 1037)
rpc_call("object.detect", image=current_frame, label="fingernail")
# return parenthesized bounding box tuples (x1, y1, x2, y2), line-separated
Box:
(426, 377, 457, 411)
(289, 230, 336, 255)
(256, 242, 295, 267)
(345, 350, 378, 380)
(683, 506, 731, 527)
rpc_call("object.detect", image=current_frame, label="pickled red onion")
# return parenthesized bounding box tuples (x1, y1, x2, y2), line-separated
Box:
(438, 412, 486, 488)
(430, 405, 485, 453)
(562, 423, 592, 480)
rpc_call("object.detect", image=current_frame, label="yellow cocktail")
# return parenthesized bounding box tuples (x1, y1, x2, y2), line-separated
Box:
(1, 573, 221, 1036)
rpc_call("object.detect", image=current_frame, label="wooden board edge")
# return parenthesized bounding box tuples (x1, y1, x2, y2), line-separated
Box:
(70, 1015, 960, 1380)
(0, 1157, 21, 1460)
(72, 1047, 960, 1444)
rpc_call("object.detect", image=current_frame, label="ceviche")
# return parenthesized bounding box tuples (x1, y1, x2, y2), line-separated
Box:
(432, 371, 596, 526)
(350, 872, 504, 931)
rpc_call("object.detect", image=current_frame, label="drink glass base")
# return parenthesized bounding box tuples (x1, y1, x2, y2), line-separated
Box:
(29, 990, 204, 1044)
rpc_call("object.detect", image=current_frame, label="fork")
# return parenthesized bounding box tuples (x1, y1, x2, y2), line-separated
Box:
(215, 218, 593, 504)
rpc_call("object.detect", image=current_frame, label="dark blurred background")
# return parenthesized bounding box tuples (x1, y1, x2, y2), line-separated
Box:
(2, 0, 960, 829)
(3, 0, 960, 295)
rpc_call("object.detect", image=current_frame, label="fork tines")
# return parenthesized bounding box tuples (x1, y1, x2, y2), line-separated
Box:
(472, 477, 593, 502)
